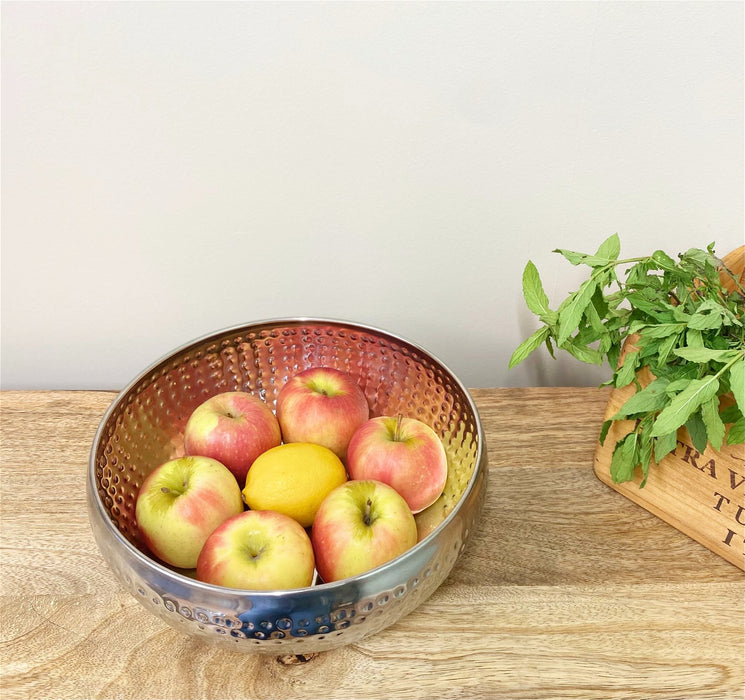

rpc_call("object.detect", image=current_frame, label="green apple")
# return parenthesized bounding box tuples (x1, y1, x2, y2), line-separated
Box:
(135, 456, 243, 569)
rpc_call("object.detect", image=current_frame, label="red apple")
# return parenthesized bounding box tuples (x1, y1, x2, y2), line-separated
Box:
(311, 479, 417, 582)
(183, 391, 281, 484)
(196, 510, 315, 590)
(276, 367, 369, 461)
(346, 415, 448, 513)
(135, 456, 244, 569)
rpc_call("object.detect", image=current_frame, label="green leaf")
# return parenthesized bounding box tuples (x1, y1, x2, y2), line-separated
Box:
(599, 419, 613, 445)
(685, 411, 708, 453)
(590, 283, 609, 315)
(638, 415, 656, 486)
(557, 278, 598, 345)
(673, 347, 741, 363)
(638, 323, 687, 339)
(686, 329, 704, 347)
(688, 299, 726, 330)
(688, 314, 721, 332)
(595, 233, 621, 262)
(553, 249, 612, 268)
(599, 333, 614, 355)
(672, 305, 692, 323)
(654, 429, 678, 463)
(639, 337, 665, 361)
(574, 319, 603, 346)
(663, 364, 704, 384)
(681, 247, 716, 267)
(710, 334, 731, 351)
(508, 326, 551, 369)
(665, 378, 692, 394)
(720, 404, 743, 424)
(545, 335, 556, 359)
(613, 378, 671, 419)
(651, 376, 721, 437)
(628, 319, 648, 335)
(563, 338, 605, 365)
(701, 395, 726, 451)
(522, 261, 556, 323)
(651, 250, 677, 271)
(610, 432, 639, 483)
(606, 339, 622, 373)
(656, 332, 681, 370)
(726, 417, 745, 445)
(623, 292, 676, 322)
(615, 350, 640, 388)
(553, 248, 593, 266)
(729, 357, 744, 417)
(626, 260, 653, 287)
(583, 297, 606, 335)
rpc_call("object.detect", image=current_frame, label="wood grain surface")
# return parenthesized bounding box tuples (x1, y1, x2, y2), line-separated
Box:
(1, 389, 743, 700)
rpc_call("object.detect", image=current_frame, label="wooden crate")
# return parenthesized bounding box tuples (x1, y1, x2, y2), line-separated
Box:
(593, 246, 745, 570)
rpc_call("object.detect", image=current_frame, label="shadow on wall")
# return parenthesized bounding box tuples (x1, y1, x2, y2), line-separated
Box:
(529, 352, 612, 388)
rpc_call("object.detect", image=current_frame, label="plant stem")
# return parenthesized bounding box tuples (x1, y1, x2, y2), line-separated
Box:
(393, 414, 404, 442)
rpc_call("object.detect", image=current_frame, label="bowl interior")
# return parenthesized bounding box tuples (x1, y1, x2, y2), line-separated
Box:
(91, 319, 482, 576)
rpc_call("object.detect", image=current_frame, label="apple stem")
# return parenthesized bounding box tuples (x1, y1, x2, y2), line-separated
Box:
(394, 414, 404, 442)
(363, 498, 373, 526)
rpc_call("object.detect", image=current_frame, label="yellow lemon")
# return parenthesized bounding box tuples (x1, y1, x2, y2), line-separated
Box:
(242, 443, 347, 528)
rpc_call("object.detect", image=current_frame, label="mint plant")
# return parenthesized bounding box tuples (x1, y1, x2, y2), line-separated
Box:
(510, 234, 744, 485)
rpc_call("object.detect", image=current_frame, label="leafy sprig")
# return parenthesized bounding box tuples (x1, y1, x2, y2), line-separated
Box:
(510, 234, 745, 485)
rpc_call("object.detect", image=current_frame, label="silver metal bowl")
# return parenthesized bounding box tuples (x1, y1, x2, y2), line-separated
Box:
(87, 318, 487, 653)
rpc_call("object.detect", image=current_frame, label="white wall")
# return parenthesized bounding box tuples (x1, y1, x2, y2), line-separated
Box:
(2, 1, 742, 390)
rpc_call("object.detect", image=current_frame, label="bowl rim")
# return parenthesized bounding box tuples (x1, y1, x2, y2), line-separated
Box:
(88, 316, 485, 599)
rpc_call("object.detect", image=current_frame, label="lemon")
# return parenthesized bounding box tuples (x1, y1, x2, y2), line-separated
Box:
(242, 443, 347, 527)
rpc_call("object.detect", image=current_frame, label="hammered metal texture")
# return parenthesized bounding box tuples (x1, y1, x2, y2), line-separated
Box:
(88, 319, 487, 653)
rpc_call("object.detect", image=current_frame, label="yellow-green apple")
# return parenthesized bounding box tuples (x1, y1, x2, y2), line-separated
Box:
(276, 367, 369, 461)
(346, 415, 448, 513)
(311, 479, 417, 582)
(196, 510, 315, 590)
(183, 391, 281, 484)
(135, 456, 244, 569)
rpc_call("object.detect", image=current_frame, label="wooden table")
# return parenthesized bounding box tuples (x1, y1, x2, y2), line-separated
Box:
(1, 389, 743, 700)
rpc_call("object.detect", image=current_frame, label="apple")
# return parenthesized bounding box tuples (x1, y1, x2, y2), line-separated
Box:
(276, 367, 369, 461)
(346, 415, 448, 513)
(135, 456, 244, 569)
(196, 510, 315, 590)
(311, 479, 417, 582)
(183, 391, 281, 483)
